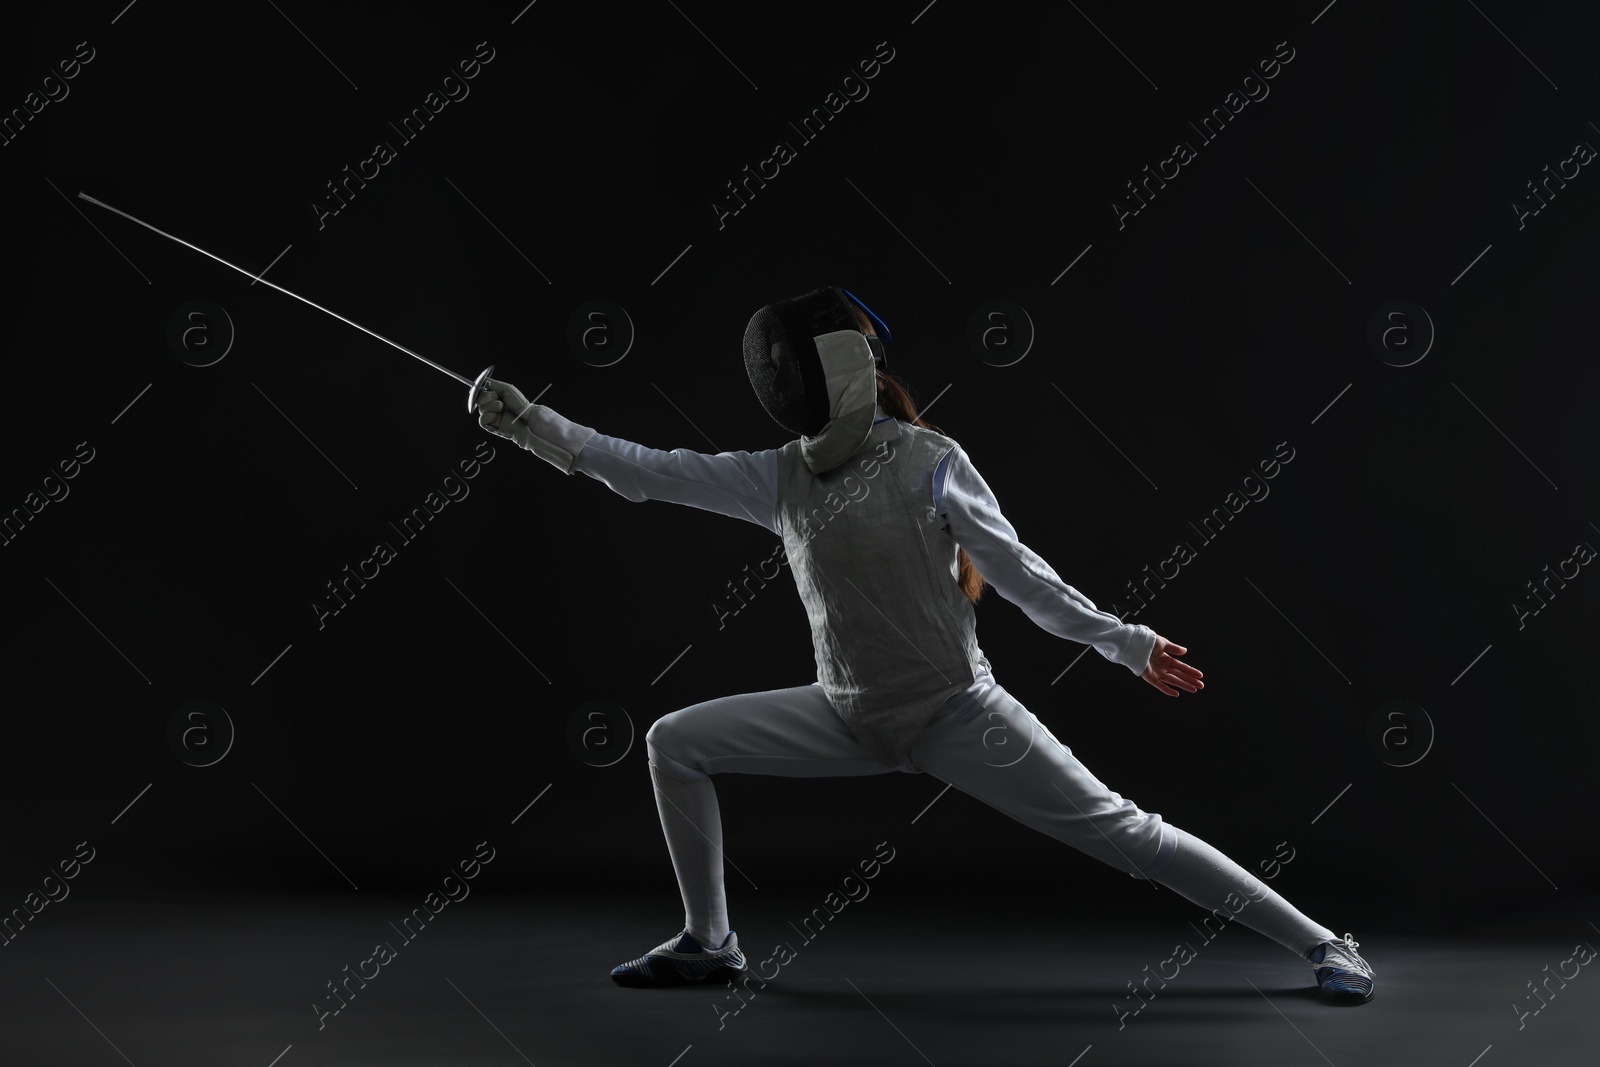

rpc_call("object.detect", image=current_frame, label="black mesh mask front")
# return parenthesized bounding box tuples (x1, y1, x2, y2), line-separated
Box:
(742, 288, 862, 437)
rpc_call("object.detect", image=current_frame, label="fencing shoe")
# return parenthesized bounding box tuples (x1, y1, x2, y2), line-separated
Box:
(611, 928, 747, 987)
(1308, 933, 1375, 1001)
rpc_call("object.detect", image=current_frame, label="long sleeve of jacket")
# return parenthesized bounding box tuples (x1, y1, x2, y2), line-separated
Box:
(511, 403, 782, 536)
(934, 443, 1156, 675)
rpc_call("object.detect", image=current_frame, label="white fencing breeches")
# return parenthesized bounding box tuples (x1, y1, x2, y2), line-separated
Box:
(645, 671, 1336, 957)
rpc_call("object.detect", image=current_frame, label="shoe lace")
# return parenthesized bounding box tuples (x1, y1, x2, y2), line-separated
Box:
(1327, 933, 1374, 976)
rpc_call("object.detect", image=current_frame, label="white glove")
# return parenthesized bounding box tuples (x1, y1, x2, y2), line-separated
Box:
(474, 377, 537, 446)
(472, 378, 598, 474)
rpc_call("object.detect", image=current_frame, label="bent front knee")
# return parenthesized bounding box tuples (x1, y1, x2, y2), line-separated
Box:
(646, 715, 704, 781)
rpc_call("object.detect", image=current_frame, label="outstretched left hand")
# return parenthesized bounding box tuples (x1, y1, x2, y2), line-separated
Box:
(1141, 634, 1204, 697)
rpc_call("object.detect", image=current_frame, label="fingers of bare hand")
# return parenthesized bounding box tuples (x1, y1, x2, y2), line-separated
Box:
(1161, 654, 1200, 674)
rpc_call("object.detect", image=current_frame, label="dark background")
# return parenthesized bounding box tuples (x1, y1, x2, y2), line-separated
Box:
(3, 0, 1596, 954)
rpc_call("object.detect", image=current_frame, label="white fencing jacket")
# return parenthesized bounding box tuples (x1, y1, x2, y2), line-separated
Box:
(518, 402, 1157, 768)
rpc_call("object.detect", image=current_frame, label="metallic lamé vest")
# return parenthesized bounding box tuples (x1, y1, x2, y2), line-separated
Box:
(775, 416, 992, 769)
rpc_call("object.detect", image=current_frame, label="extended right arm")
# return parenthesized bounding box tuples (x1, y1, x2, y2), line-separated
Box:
(476, 380, 782, 537)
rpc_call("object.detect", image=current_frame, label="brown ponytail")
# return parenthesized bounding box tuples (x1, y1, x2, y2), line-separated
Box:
(875, 369, 988, 605)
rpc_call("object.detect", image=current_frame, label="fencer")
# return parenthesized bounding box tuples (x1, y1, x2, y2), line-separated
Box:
(473, 287, 1375, 1003)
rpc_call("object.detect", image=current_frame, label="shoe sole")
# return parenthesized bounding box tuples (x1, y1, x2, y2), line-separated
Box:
(1316, 980, 1374, 1003)
(611, 962, 747, 988)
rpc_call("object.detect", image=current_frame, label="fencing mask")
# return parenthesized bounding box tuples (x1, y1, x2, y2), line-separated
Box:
(743, 287, 893, 474)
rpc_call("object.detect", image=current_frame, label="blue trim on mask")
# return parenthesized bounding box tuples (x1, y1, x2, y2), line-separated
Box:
(840, 288, 892, 340)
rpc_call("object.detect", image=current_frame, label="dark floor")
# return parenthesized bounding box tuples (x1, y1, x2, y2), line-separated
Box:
(3, 890, 1594, 1066)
